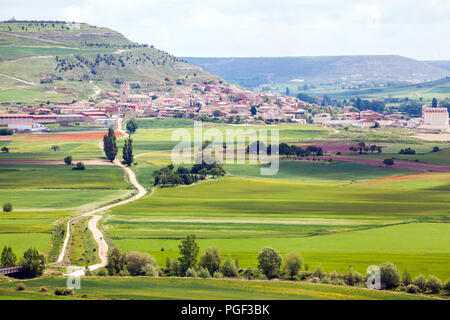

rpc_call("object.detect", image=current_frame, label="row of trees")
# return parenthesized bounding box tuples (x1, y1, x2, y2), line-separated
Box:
(99, 236, 450, 295)
(1, 246, 45, 277)
(103, 127, 134, 166)
(349, 142, 383, 154)
(246, 141, 325, 158)
(152, 163, 225, 187)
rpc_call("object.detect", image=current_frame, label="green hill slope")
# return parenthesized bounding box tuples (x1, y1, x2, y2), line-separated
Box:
(0, 20, 215, 104)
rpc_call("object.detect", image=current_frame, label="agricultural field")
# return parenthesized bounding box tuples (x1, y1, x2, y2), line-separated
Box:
(0, 277, 436, 300)
(0, 161, 132, 260)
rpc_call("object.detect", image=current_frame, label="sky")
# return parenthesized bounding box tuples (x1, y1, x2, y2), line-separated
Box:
(1, 0, 450, 60)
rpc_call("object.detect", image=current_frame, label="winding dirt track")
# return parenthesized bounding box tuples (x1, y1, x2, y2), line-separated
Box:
(59, 120, 147, 275)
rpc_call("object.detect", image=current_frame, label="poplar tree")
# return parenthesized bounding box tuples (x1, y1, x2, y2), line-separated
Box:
(122, 137, 133, 166)
(103, 127, 117, 161)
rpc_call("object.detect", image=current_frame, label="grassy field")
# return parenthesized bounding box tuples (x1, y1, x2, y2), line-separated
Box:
(105, 171, 450, 280)
(0, 277, 436, 300)
(68, 217, 100, 266)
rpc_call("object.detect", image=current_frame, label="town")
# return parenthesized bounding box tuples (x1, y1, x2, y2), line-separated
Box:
(1, 80, 449, 133)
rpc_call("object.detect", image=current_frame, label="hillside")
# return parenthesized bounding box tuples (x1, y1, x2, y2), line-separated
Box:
(184, 55, 450, 90)
(0, 20, 215, 104)
(424, 60, 450, 72)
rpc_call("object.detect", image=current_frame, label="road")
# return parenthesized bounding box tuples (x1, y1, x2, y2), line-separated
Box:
(59, 120, 147, 276)
(0, 72, 36, 85)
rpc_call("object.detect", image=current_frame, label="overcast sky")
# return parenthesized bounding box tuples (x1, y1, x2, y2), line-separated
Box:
(1, 0, 450, 60)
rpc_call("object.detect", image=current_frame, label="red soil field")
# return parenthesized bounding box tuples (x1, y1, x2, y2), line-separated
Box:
(24, 131, 122, 140)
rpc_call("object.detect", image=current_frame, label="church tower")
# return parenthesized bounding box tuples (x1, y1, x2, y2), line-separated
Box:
(120, 82, 129, 104)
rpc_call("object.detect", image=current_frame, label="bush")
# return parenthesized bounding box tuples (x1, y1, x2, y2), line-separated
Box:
(126, 251, 158, 276)
(72, 162, 85, 170)
(197, 267, 211, 279)
(444, 279, 450, 293)
(432, 146, 440, 152)
(426, 276, 442, 293)
(383, 158, 394, 166)
(405, 284, 419, 294)
(96, 268, 107, 276)
(257, 247, 282, 279)
(220, 256, 238, 278)
(321, 276, 331, 284)
(402, 269, 412, 286)
(142, 264, 160, 277)
(313, 265, 324, 279)
(283, 252, 303, 279)
(185, 268, 197, 278)
(64, 156, 72, 165)
(21, 248, 45, 277)
(332, 278, 346, 286)
(310, 277, 320, 283)
(16, 283, 26, 291)
(199, 247, 221, 276)
(213, 271, 223, 278)
(3, 203, 12, 212)
(347, 267, 364, 286)
(54, 288, 73, 296)
(413, 274, 427, 291)
(379, 262, 401, 289)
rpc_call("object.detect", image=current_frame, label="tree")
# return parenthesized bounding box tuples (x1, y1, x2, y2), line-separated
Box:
(72, 162, 85, 170)
(383, 158, 394, 166)
(426, 276, 442, 293)
(432, 146, 440, 152)
(220, 256, 238, 277)
(432, 97, 438, 108)
(178, 234, 199, 275)
(213, 110, 222, 118)
(210, 168, 224, 178)
(3, 203, 12, 212)
(1, 146, 9, 153)
(413, 274, 427, 291)
(21, 248, 45, 277)
(126, 118, 138, 135)
(103, 127, 117, 162)
(1, 246, 17, 266)
(402, 269, 412, 286)
(199, 247, 221, 275)
(122, 137, 134, 166)
(64, 156, 72, 165)
(50, 145, 59, 151)
(106, 247, 126, 275)
(250, 106, 257, 116)
(125, 251, 157, 276)
(257, 247, 282, 279)
(283, 252, 303, 278)
(379, 262, 401, 289)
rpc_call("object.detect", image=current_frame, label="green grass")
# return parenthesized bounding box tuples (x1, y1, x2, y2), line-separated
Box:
(0, 277, 436, 300)
(226, 161, 416, 181)
(0, 164, 131, 189)
(105, 173, 450, 280)
(68, 217, 100, 266)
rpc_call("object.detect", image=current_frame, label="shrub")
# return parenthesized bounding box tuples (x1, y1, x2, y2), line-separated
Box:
(96, 268, 107, 276)
(432, 146, 440, 152)
(16, 283, 26, 291)
(220, 257, 238, 277)
(321, 276, 331, 284)
(39, 286, 48, 292)
(347, 267, 363, 286)
(332, 278, 346, 286)
(310, 277, 320, 283)
(213, 271, 223, 279)
(383, 158, 394, 166)
(197, 267, 211, 279)
(297, 271, 312, 281)
(313, 265, 324, 279)
(126, 251, 157, 276)
(426, 276, 442, 293)
(72, 162, 85, 170)
(405, 284, 419, 294)
(257, 247, 282, 279)
(64, 156, 72, 165)
(413, 274, 427, 291)
(283, 252, 303, 279)
(55, 288, 73, 296)
(84, 269, 93, 276)
(444, 279, 450, 293)
(142, 264, 160, 277)
(402, 269, 412, 286)
(185, 268, 197, 278)
(3, 203, 12, 212)
(21, 248, 45, 277)
(379, 262, 401, 289)
(199, 247, 221, 275)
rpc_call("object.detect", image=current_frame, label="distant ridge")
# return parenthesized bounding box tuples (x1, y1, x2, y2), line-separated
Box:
(184, 55, 450, 89)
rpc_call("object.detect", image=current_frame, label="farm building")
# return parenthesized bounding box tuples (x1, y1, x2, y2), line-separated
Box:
(422, 106, 449, 128)
(8, 122, 48, 133)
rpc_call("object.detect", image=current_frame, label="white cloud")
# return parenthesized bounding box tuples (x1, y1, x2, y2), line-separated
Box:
(0, 0, 449, 59)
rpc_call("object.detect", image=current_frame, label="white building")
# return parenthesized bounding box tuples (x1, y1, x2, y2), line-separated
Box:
(422, 106, 449, 127)
(8, 122, 48, 133)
